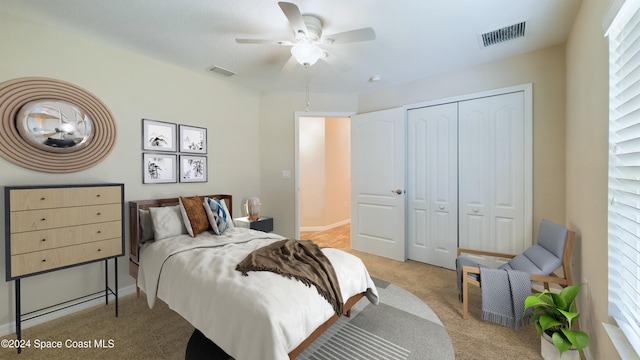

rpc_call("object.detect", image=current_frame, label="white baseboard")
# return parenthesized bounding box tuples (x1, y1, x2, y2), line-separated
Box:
(300, 219, 351, 232)
(0, 284, 137, 337)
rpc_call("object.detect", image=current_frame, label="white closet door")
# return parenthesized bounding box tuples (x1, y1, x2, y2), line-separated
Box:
(458, 92, 526, 266)
(407, 103, 458, 269)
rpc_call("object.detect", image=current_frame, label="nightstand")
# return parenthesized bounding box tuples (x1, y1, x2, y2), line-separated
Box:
(234, 216, 273, 232)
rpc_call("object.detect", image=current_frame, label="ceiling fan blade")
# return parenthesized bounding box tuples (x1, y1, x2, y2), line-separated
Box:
(322, 27, 376, 44)
(320, 50, 351, 72)
(281, 55, 298, 72)
(235, 38, 293, 46)
(278, 2, 307, 37)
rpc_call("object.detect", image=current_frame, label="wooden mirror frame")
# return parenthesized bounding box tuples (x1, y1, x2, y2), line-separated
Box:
(0, 77, 117, 173)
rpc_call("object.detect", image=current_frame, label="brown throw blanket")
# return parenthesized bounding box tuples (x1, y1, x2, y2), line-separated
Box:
(236, 239, 344, 316)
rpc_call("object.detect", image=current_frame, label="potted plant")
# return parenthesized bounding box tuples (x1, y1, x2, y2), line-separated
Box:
(523, 284, 589, 360)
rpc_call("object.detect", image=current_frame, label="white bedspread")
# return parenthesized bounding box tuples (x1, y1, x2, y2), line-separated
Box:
(138, 227, 378, 360)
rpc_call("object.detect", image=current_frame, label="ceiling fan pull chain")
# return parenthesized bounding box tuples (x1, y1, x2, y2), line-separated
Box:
(305, 65, 311, 112)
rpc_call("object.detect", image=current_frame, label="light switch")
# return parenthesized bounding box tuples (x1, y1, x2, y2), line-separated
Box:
(282, 170, 291, 179)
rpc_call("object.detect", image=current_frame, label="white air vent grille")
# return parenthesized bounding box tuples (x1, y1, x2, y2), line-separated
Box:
(207, 66, 235, 77)
(481, 21, 526, 47)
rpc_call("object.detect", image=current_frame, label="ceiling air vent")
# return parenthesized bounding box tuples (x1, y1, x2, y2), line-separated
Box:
(207, 65, 235, 77)
(481, 21, 526, 47)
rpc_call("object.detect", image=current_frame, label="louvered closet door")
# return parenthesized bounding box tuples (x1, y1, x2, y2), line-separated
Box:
(407, 103, 458, 269)
(458, 92, 526, 267)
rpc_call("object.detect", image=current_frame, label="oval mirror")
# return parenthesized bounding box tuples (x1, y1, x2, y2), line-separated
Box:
(16, 100, 93, 153)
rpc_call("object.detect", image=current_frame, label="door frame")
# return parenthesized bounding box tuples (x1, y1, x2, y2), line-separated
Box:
(404, 83, 533, 248)
(294, 111, 356, 240)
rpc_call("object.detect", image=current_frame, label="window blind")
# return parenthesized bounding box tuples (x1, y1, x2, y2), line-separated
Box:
(608, 0, 640, 356)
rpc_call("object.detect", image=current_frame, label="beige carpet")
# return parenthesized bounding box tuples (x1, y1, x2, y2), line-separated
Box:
(1, 248, 541, 360)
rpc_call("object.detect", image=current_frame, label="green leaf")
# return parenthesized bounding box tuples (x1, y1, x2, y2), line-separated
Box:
(550, 292, 567, 310)
(561, 329, 590, 351)
(559, 284, 580, 305)
(524, 296, 547, 311)
(538, 314, 562, 332)
(557, 309, 579, 328)
(538, 292, 554, 304)
(534, 322, 543, 335)
(552, 332, 572, 353)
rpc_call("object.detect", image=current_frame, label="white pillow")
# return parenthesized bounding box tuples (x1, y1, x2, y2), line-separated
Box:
(149, 205, 187, 240)
(203, 197, 232, 234)
(220, 198, 234, 229)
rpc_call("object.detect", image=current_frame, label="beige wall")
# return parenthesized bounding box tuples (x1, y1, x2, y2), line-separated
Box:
(324, 117, 351, 226)
(0, 13, 261, 329)
(299, 117, 326, 227)
(299, 117, 350, 229)
(566, 0, 615, 359)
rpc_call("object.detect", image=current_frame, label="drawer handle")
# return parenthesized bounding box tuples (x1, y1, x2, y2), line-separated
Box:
(96, 194, 101, 197)
(97, 212, 101, 216)
(97, 230, 102, 234)
(40, 197, 46, 201)
(41, 218, 46, 221)
(97, 248, 102, 252)
(41, 238, 46, 242)
(41, 259, 46, 263)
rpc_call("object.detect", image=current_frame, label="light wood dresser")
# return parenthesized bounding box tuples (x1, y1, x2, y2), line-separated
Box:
(4, 183, 124, 353)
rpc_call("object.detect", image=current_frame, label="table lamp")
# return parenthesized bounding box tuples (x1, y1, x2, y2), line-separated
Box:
(245, 197, 261, 220)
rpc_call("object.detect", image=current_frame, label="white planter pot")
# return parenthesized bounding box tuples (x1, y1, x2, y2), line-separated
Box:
(541, 333, 580, 360)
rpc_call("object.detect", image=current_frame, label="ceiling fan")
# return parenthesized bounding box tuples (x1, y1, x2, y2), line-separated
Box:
(235, 1, 376, 68)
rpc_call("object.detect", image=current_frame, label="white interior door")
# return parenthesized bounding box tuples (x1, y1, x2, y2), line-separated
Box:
(458, 92, 526, 267)
(407, 103, 458, 269)
(351, 108, 405, 261)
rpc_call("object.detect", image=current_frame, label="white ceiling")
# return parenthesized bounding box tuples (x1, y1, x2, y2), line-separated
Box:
(0, 0, 582, 94)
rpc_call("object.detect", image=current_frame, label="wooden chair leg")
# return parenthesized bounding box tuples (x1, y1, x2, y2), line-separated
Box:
(462, 269, 469, 320)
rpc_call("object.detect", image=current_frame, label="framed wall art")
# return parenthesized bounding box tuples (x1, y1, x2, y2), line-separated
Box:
(143, 153, 177, 184)
(142, 119, 176, 152)
(179, 125, 207, 153)
(179, 155, 207, 183)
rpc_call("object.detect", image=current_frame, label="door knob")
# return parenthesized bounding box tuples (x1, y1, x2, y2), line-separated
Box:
(391, 189, 404, 195)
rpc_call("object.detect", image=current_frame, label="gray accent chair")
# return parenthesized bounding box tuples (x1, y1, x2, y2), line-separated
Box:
(456, 219, 575, 319)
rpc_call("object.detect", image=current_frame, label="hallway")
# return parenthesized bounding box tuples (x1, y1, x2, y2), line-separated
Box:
(300, 223, 350, 250)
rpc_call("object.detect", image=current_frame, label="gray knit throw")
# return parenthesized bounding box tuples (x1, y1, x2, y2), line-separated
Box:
(480, 267, 532, 330)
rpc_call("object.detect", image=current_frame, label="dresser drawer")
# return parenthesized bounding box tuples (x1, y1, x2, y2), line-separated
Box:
(10, 203, 121, 233)
(9, 186, 121, 211)
(10, 238, 122, 277)
(10, 221, 122, 255)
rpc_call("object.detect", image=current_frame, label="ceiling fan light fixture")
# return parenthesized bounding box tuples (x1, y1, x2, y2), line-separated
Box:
(291, 42, 323, 66)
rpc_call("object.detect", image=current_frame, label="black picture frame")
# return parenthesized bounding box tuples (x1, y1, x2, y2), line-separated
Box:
(179, 155, 207, 183)
(179, 125, 207, 154)
(143, 153, 177, 184)
(142, 119, 177, 152)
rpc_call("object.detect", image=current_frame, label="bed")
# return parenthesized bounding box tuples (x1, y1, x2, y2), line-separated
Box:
(128, 194, 378, 360)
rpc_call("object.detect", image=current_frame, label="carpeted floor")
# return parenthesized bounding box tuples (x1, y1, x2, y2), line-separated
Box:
(349, 249, 541, 360)
(0, 243, 542, 360)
